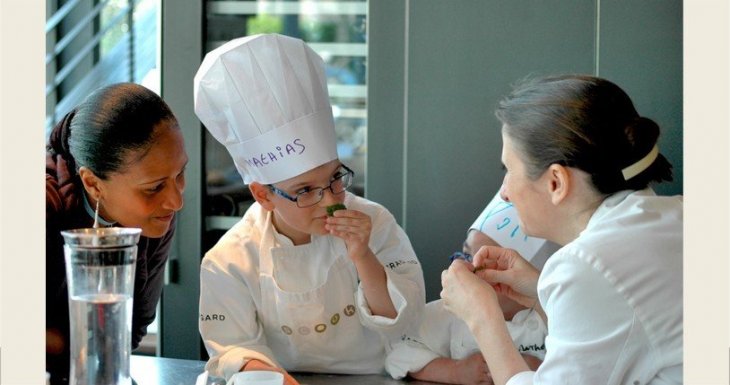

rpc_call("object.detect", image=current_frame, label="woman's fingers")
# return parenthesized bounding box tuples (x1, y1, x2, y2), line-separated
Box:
(472, 245, 520, 269)
(477, 266, 510, 285)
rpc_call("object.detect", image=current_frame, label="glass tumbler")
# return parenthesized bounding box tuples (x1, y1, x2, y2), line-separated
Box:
(61, 227, 141, 385)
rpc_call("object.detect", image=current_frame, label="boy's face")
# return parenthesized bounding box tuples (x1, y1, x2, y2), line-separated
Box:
(268, 159, 347, 244)
(463, 229, 499, 255)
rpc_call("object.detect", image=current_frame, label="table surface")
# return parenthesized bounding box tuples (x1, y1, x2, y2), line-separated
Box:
(131, 355, 436, 385)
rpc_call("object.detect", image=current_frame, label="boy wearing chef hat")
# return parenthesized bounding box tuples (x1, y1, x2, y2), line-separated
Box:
(386, 191, 560, 383)
(194, 34, 425, 383)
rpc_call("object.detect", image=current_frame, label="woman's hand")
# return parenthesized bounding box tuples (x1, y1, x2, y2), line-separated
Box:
(471, 246, 540, 309)
(325, 209, 372, 262)
(440, 259, 500, 326)
(442, 257, 534, 385)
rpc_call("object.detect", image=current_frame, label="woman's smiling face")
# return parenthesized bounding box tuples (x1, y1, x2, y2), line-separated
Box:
(95, 121, 188, 238)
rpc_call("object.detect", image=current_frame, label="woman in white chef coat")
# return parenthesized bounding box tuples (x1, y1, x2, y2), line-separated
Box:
(193, 34, 425, 384)
(441, 75, 682, 385)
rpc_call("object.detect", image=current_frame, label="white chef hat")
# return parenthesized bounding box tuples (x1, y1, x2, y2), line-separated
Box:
(469, 191, 560, 270)
(194, 33, 338, 184)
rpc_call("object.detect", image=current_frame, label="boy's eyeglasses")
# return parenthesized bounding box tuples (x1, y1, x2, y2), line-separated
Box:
(268, 165, 354, 208)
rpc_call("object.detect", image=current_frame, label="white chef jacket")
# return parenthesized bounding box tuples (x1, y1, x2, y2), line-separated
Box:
(386, 299, 547, 379)
(199, 193, 425, 380)
(508, 188, 683, 385)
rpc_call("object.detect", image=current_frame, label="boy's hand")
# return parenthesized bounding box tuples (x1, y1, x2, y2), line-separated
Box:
(242, 359, 300, 385)
(454, 353, 493, 385)
(326, 207, 396, 318)
(325, 209, 373, 262)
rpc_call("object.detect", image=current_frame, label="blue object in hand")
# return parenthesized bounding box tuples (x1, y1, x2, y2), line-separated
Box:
(449, 251, 473, 263)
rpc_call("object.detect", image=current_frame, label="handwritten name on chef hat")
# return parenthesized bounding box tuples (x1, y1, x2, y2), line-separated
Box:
(194, 34, 338, 184)
(469, 192, 560, 270)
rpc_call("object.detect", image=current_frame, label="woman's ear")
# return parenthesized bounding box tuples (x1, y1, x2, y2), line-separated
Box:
(249, 182, 275, 211)
(546, 163, 571, 206)
(78, 166, 103, 201)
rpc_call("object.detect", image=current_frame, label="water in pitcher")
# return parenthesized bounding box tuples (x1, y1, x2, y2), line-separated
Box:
(69, 293, 133, 385)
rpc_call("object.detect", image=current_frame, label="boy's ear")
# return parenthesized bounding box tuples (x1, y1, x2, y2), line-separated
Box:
(249, 182, 275, 211)
(546, 163, 570, 206)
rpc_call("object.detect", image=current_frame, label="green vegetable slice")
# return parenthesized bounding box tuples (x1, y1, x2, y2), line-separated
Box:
(326, 203, 347, 216)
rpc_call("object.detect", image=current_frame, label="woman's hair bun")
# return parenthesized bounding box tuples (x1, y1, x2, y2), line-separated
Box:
(47, 109, 77, 164)
(624, 116, 660, 155)
(620, 115, 672, 189)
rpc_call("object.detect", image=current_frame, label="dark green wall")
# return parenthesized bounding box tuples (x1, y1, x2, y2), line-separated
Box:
(160, 0, 204, 359)
(599, 0, 682, 197)
(368, 0, 682, 301)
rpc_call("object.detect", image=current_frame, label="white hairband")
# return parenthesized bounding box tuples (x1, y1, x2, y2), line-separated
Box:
(621, 144, 659, 180)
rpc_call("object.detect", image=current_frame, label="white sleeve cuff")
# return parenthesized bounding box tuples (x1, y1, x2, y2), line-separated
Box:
(506, 371, 535, 385)
(356, 270, 408, 328)
(385, 343, 441, 379)
(205, 347, 278, 381)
